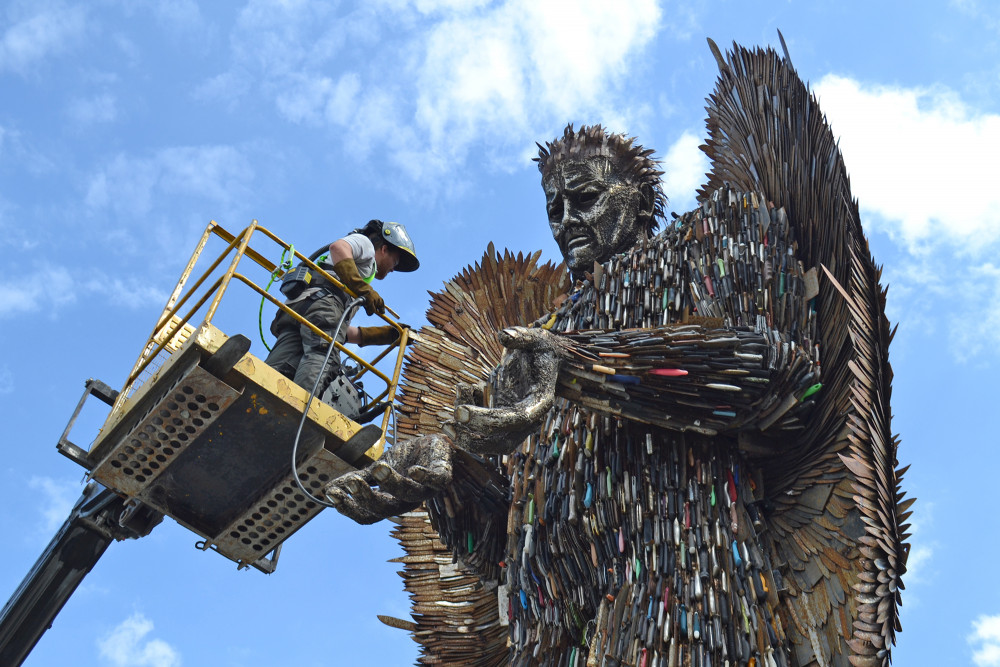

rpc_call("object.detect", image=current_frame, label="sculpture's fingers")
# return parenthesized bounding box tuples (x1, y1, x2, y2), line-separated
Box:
(324, 485, 385, 524)
(454, 389, 554, 433)
(407, 459, 452, 491)
(335, 471, 368, 496)
(454, 382, 484, 407)
(370, 461, 437, 503)
(448, 386, 554, 455)
(380, 433, 455, 493)
(407, 434, 455, 489)
(325, 479, 420, 525)
(336, 496, 412, 525)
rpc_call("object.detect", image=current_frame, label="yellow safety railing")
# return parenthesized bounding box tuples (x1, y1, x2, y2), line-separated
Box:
(109, 219, 406, 441)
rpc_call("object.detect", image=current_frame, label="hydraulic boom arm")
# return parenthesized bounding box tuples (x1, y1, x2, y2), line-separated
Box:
(0, 483, 161, 666)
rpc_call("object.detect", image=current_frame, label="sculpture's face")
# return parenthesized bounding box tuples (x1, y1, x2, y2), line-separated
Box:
(543, 156, 647, 277)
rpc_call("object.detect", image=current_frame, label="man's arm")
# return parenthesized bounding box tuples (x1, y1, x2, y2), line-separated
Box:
(327, 238, 353, 264)
(319, 239, 362, 342)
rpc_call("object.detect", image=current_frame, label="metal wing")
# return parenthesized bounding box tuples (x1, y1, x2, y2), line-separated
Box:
(699, 36, 910, 666)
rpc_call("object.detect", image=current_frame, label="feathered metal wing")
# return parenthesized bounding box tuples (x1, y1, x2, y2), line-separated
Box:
(700, 37, 909, 666)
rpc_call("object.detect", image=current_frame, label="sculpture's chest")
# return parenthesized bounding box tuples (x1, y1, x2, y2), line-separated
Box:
(503, 416, 783, 664)
(547, 189, 817, 347)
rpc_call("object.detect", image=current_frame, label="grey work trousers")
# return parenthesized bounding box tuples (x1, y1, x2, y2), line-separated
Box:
(265, 292, 351, 395)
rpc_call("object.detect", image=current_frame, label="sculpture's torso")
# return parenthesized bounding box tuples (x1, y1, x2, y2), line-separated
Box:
(502, 188, 818, 666)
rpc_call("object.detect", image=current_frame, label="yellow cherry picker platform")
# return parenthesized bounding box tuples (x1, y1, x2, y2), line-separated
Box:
(0, 220, 408, 666)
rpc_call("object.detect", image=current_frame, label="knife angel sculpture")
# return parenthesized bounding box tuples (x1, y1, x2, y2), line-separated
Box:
(328, 36, 909, 667)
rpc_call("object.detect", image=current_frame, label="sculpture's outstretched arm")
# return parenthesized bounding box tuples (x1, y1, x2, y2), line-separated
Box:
(450, 319, 817, 457)
(554, 323, 818, 438)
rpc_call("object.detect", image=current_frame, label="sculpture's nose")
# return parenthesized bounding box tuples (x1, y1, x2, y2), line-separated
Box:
(560, 197, 578, 226)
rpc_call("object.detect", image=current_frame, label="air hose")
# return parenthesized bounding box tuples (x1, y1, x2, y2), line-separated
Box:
(290, 297, 365, 507)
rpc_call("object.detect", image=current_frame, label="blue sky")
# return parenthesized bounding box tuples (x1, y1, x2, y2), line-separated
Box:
(1, 1, 997, 665)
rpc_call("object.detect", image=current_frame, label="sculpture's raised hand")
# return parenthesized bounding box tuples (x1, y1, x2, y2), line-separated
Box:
(446, 326, 562, 456)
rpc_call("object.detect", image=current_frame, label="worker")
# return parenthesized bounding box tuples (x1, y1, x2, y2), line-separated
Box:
(265, 219, 419, 409)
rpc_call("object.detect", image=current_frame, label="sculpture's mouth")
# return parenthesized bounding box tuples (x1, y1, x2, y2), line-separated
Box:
(562, 229, 592, 253)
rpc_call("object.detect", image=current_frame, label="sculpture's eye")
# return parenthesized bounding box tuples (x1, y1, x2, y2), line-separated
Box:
(576, 189, 601, 208)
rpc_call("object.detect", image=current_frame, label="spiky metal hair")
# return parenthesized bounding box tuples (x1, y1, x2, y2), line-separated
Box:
(535, 124, 667, 234)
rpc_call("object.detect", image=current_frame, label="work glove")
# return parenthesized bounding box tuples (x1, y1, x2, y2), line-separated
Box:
(333, 258, 384, 315)
(358, 325, 401, 347)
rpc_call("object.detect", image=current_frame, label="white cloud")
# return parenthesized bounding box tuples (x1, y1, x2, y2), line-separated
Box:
(897, 498, 933, 593)
(872, 230, 1000, 365)
(0, 264, 76, 318)
(971, 614, 1000, 667)
(661, 131, 709, 214)
(0, 282, 39, 316)
(193, 69, 253, 110)
(227, 0, 663, 184)
(948, 262, 1000, 363)
(275, 72, 344, 125)
(28, 476, 79, 533)
(400, 0, 493, 12)
(73, 142, 283, 287)
(951, 0, 1000, 35)
(814, 74, 1000, 257)
(0, 120, 58, 179)
(84, 276, 170, 309)
(0, 366, 12, 394)
(104, 0, 209, 43)
(98, 613, 181, 667)
(85, 145, 255, 219)
(408, 0, 663, 175)
(232, 0, 342, 76)
(904, 543, 933, 591)
(0, 193, 32, 254)
(113, 32, 141, 65)
(68, 93, 118, 125)
(653, 0, 702, 42)
(812, 75, 1000, 363)
(0, 264, 167, 319)
(0, 4, 89, 74)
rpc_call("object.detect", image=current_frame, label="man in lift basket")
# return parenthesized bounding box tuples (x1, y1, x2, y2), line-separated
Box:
(265, 219, 419, 418)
